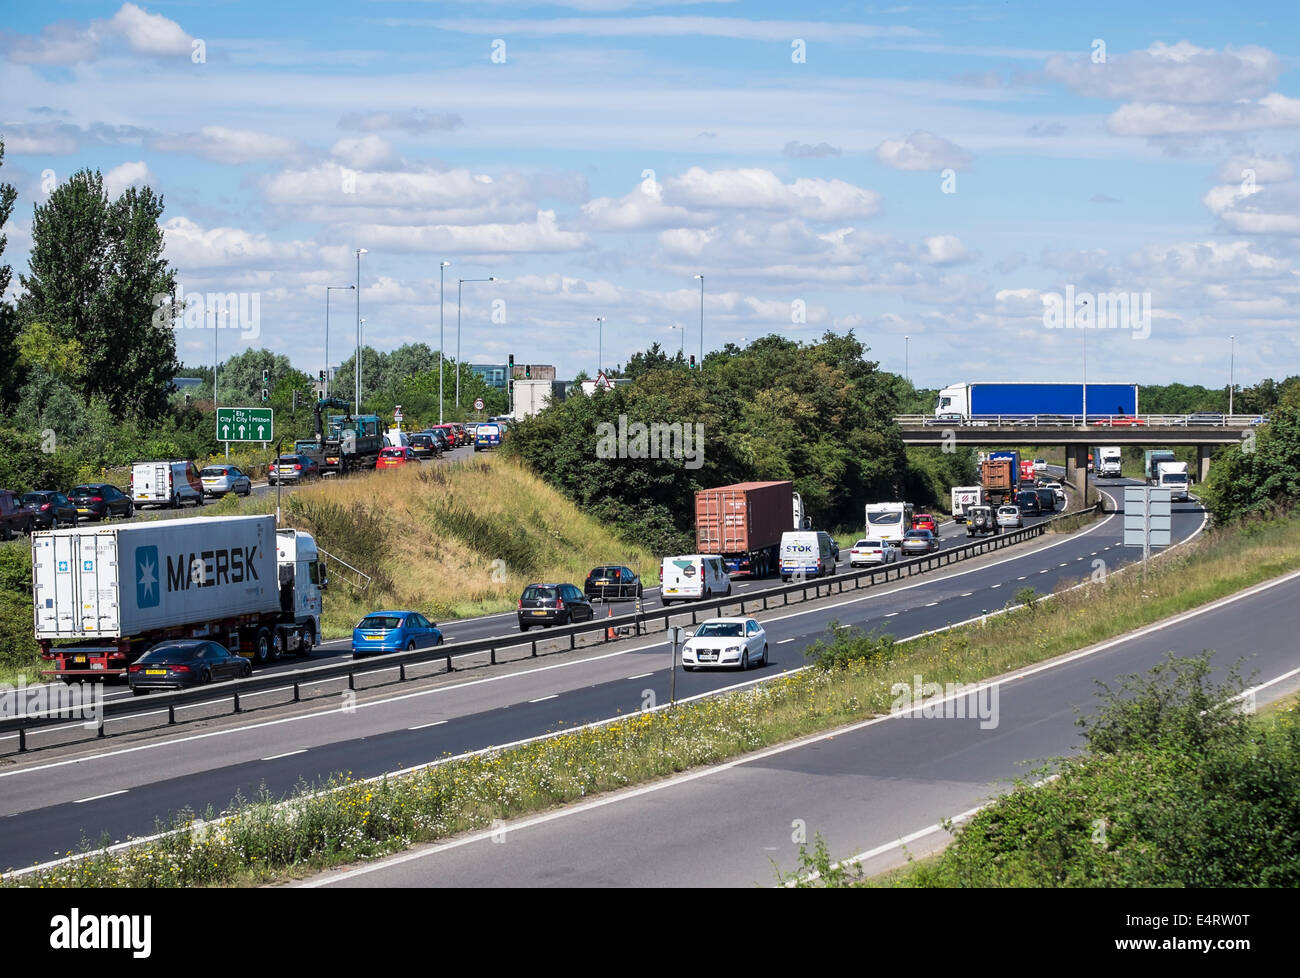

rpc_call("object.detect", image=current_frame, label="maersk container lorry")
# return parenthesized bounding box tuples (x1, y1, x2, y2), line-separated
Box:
(935, 383, 1139, 419)
(34, 515, 325, 681)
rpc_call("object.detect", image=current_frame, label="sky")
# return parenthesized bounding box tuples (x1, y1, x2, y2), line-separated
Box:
(1, 0, 1297, 390)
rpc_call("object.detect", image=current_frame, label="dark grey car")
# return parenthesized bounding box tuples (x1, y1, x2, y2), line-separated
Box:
(127, 640, 251, 695)
(518, 583, 595, 631)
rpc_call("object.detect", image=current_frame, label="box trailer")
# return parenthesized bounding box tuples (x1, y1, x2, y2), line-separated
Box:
(935, 383, 1139, 419)
(950, 486, 983, 523)
(695, 481, 792, 577)
(33, 515, 325, 680)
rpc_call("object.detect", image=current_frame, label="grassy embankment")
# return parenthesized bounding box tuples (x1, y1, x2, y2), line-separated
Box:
(0, 456, 656, 682)
(12, 506, 1300, 887)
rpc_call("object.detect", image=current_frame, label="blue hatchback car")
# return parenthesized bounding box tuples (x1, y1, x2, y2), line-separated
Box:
(351, 611, 443, 658)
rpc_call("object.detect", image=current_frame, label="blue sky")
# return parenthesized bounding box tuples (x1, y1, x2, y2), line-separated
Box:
(2, 1, 1298, 389)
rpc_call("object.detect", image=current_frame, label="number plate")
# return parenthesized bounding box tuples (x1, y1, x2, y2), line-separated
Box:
(75, 655, 87, 663)
(532, 610, 547, 616)
(145, 669, 167, 675)
(698, 652, 717, 662)
(90, 663, 105, 670)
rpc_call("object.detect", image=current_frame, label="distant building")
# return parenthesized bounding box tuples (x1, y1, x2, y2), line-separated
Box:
(513, 364, 556, 381)
(172, 377, 204, 389)
(471, 363, 509, 392)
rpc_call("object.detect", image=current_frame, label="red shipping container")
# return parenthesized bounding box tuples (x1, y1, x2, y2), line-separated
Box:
(695, 481, 793, 555)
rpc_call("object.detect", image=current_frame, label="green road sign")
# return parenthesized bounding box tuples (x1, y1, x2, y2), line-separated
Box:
(216, 407, 274, 442)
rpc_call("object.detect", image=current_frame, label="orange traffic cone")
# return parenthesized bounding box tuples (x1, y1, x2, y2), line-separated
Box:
(606, 606, 616, 640)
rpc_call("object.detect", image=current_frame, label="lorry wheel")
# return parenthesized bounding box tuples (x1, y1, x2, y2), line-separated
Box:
(253, 628, 272, 665)
(269, 631, 284, 661)
(297, 624, 315, 657)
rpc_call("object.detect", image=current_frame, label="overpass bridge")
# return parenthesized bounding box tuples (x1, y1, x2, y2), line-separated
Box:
(894, 414, 1263, 495)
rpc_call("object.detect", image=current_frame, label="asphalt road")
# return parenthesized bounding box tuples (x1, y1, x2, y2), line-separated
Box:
(310, 556, 1300, 888)
(0, 473, 1197, 872)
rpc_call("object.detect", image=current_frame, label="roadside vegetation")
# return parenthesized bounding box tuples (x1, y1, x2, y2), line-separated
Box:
(505, 333, 977, 552)
(783, 655, 1300, 887)
(12, 504, 1300, 888)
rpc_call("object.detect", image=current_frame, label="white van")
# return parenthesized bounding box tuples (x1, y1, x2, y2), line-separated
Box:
(131, 460, 204, 509)
(660, 554, 731, 605)
(779, 530, 836, 581)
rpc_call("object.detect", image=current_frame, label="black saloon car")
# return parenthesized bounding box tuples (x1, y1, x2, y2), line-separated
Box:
(518, 583, 595, 631)
(127, 640, 252, 695)
(20, 491, 79, 530)
(584, 565, 643, 601)
(68, 483, 134, 521)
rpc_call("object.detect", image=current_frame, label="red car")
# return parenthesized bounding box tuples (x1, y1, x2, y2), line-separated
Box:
(376, 446, 416, 469)
(911, 513, 939, 536)
(1092, 416, 1145, 427)
(431, 424, 460, 448)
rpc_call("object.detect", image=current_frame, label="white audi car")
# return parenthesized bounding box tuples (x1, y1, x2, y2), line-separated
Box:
(681, 617, 768, 671)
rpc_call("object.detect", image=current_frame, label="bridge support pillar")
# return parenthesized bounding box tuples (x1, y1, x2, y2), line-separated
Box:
(1198, 444, 1213, 484)
(1064, 444, 1089, 501)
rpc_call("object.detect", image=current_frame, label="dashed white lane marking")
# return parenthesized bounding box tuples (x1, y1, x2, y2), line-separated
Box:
(529, 695, 558, 704)
(74, 790, 126, 804)
(262, 749, 307, 761)
(408, 721, 448, 731)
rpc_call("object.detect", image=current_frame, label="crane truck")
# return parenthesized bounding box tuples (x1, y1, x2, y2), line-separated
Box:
(294, 398, 385, 475)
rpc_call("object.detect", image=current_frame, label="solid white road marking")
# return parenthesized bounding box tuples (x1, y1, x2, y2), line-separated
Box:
(408, 721, 448, 731)
(262, 749, 307, 761)
(625, 673, 653, 680)
(529, 695, 558, 703)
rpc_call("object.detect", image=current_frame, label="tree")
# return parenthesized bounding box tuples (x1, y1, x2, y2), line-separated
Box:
(17, 168, 178, 420)
(217, 348, 297, 403)
(1203, 406, 1300, 523)
(0, 138, 18, 410)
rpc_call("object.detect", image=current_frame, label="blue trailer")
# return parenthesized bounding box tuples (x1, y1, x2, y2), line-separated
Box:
(935, 383, 1139, 419)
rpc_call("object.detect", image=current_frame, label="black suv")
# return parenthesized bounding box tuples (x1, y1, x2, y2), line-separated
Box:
(1035, 487, 1057, 513)
(21, 491, 79, 530)
(518, 583, 594, 631)
(409, 433, 442, 460)
(584, 565, 643, 601)
(1015, 490, 1042, 516)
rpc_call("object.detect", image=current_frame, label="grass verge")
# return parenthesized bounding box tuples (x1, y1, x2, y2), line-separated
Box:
(9, 509, 1300, 888)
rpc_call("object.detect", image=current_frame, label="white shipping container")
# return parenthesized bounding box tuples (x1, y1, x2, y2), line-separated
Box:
(33, 515, 279, 640)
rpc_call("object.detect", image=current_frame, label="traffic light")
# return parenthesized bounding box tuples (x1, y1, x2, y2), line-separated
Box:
(318, 370, 326, 383)
(262, 368, 270, 385)
(525, 364, 532, 379)
(261, 388, 269, 403)
(508, 353, 514, 373)
(689, 355, 696, 369)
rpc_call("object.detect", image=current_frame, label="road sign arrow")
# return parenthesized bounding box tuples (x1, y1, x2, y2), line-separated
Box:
(221, 424, 229, 438)
(257, 424, 265, 438)
(239, 424, 246, 437)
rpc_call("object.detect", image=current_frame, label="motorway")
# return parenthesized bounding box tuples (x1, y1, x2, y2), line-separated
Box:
(313, 560, 1299, 888)
(0, 473, 1197, 873)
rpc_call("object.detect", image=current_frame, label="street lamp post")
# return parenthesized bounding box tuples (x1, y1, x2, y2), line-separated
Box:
(904, 334, 909, 385)
(670, 323, 685, 357)
(354, 248, 367, 412)
(693, 274, 704, 367)
(595, 317, 605, 376)
(326, 285, 354, 400)
(1229, 334, 1235, 416)
(457, 277, 495, 408)
(357, 318, 367, 406)
(439, 261, 451, 424)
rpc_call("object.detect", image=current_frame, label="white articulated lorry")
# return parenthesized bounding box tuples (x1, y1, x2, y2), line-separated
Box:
(34, 515, 326, 681)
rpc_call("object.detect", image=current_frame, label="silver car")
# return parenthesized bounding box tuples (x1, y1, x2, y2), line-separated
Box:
(200, 465, 252, 497)
(901, 529, 939, 555)
(997, 505, 1023, 528)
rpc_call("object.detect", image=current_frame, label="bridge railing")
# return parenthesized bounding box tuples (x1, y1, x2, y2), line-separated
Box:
(894, 414, 1267, 428)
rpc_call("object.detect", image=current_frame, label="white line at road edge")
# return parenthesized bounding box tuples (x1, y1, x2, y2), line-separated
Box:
(0, 492, 1128, 770)
(303, 560, 1300, 888)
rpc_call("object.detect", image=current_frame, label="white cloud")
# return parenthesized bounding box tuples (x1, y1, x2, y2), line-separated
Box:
(1201, 182, 1300, 235)
(0, 3, 192, 64)
(104, 160, 154, 198)
(162, 216, 320, 270)
(1107, 93, 1300, 136)
(1214, 156, 1294, 185)
(1046, 41, 1279, 104)
(337, 109, 464, 133)
(355, 210, 589, 254)
(667, 168, 881, 221)
(874, 131, 972, 171)
(922, 234, 975, 265)
(152, 126, 302, 164)
(108, 3, 192, 57)
(330, 135, 401, 170)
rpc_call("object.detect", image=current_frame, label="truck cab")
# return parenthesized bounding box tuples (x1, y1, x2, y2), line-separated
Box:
(275, 529, 325, 654)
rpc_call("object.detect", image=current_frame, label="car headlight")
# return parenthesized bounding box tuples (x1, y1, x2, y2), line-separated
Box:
(725, 645, 741, 654)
